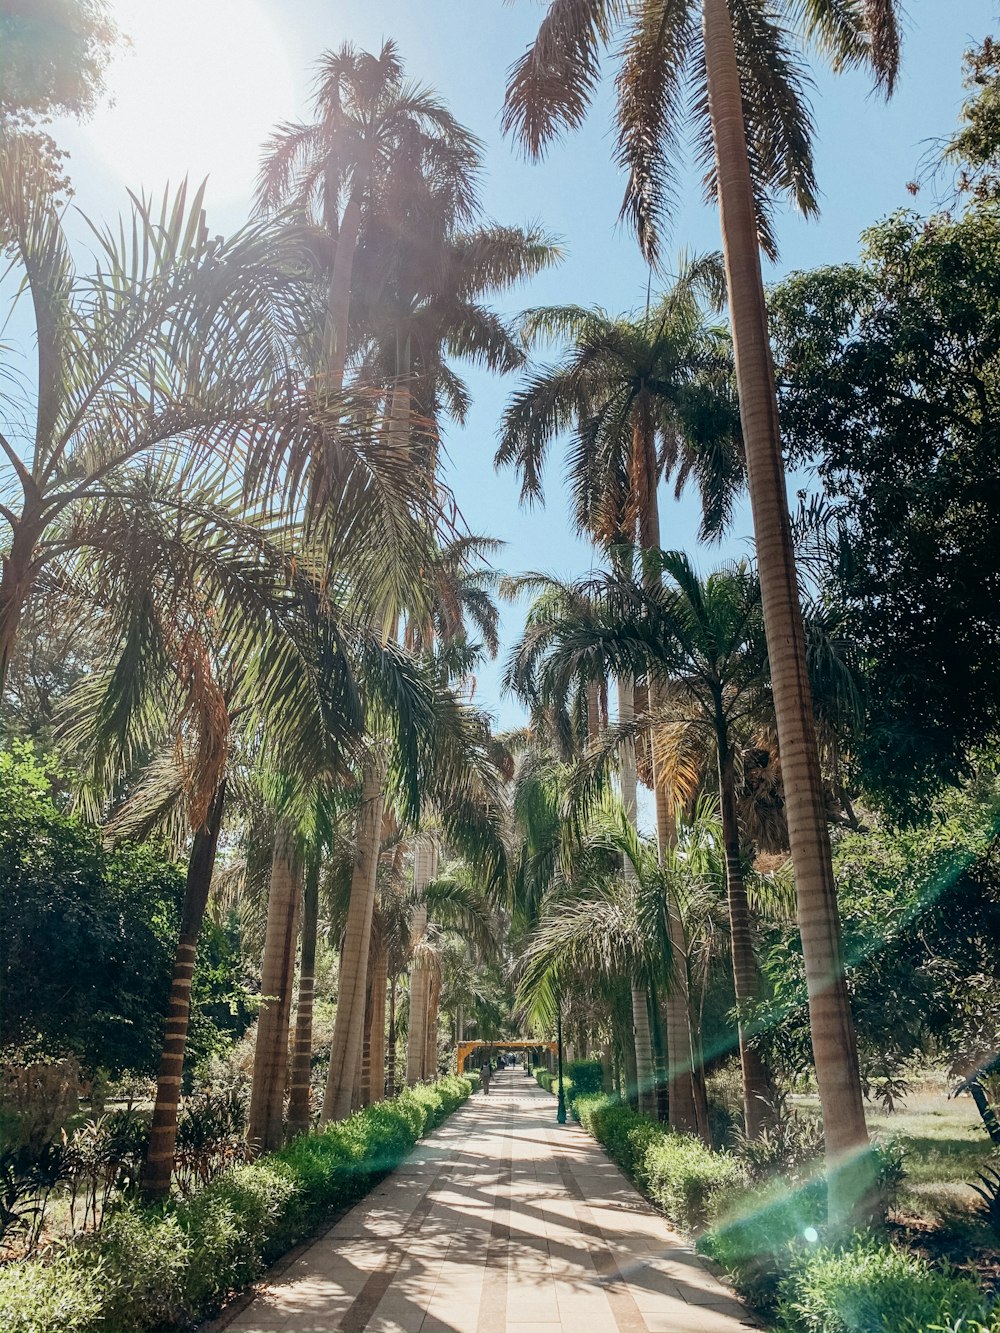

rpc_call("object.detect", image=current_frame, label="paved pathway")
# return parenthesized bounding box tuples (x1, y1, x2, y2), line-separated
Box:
(220, 1068, 758, 1333)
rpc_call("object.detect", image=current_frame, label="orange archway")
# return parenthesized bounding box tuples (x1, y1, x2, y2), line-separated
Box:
(456, 1039, 557, 1074)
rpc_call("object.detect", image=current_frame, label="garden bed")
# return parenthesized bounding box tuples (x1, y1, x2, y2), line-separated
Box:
(0, 1074, 472, 1333)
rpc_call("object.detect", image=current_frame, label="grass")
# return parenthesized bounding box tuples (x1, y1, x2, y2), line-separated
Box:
(793, 1078, 997, 1222)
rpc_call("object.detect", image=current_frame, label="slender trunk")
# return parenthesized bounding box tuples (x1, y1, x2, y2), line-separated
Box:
(249, 819, 303, 1153)
(634, 413, 704, 1139)
(702, 0, 868, 1211)
(141, 781, 227, 1200)
(622, 1016, 639, 1108)
(650, 986, 669, 1123)
(586, 677, 601, 743)
(406, 837, 435, 1083)
(386, 978, 398, 1099)
(0, 518, 42, 695)
(324, 189, 364, 392)
(286, 857, 320, 1137)
(632, 984, 656, 1117)
(618, 677, 658, 1117)
(322, 758, 386, 1121)
(358, 934, 376, 1109)
(718, 733, 770, 1137)
(424, 958, 441, 1081)
(367, 944, 388, 1104)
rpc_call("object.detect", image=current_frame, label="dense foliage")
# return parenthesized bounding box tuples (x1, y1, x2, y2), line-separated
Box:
(773, 207, 1000, 813)
(0, 747, 252, 1076)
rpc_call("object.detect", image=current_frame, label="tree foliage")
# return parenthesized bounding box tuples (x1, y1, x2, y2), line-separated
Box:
(772, 207, 1000, 813)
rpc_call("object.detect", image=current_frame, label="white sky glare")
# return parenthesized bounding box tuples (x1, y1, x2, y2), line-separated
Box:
(81, 0, 295, 207)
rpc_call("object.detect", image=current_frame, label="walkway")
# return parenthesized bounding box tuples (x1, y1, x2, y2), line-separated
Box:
(218, 1068, 759, 1333)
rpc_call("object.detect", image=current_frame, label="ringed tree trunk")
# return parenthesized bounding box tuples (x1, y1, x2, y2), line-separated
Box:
(702, 0, 868, 1212)
(406, 836, 436, 1084)
(141, 780, 227, 1200)
(287, 856, 321, 1137)
(717, 733, 771, 1138)
(424, 956, 441, 1081)
(0, 515, 44, 695)
(249, 819, 303, 1153)
(617, 677, 658, 1118)
(322, 757, 387, 1121)
(367, 941, 388, 1104)
(386, 976, 399, 1098)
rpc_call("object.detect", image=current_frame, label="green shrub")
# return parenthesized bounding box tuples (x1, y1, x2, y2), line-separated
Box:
(775, 1235, 988, 1333)
(574, 1092, 613, 1132)
(0, 1255, 103, 1333)
(698, 1177, 827, 1309)
(583, 1100, 662, 1179)
(79, 1203, 191, 1330)
(643, 1133, 745, 1232)
(0, 1074, 471, 1333)
(565, 1059, 603, 1097)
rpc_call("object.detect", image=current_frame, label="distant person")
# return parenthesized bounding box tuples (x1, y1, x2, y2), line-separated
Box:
(480, 1061, 491, 1095)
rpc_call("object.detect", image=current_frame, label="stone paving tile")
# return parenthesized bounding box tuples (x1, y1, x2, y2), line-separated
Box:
(213, 1071, 757, 1333)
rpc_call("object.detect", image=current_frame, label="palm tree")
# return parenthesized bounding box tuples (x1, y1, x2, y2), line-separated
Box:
(256, 40, 482, 392)
(0, 137, 354, 694)
(502, 0, 901, 1203)
(499, 274, 742, 1135)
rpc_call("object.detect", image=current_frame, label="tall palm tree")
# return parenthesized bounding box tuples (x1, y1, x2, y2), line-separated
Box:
(58, 470, 382, 1197)
(528, 554, 777, 1132)
(502, 0, 901, 1204)
(256, 39, 482, 392)
(499, 274, 742, 1135)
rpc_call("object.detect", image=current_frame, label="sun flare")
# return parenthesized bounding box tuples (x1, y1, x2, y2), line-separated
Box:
(85, 0, 296, 207)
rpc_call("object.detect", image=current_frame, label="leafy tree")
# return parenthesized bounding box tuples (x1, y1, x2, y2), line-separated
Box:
(0, 0, 116, 122)
(0, 744, 246, 1077)
(772, 207, 1000, 814)
(942, 34, 1000, 204)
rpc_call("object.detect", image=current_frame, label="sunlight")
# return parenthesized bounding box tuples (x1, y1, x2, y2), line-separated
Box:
(85, 0, 295, 205)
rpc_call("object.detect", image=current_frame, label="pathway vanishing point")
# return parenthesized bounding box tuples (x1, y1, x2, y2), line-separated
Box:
(216, 1069, 759, 1333)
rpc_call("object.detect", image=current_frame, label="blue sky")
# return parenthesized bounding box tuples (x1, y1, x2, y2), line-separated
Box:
(49, 0, 996, 727)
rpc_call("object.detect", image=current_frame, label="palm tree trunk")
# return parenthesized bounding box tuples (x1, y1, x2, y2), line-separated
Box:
(0, 519, 42, 696)
(367, 943, 388, 1104)
(322, 757, 387, 1121)
(287, 856, 320, 1137)
(633, 412, 705, 1139)
(249, 819, 303, 1153)
(324, 186, 365, 391)
(631, 984, 656, 1117)
(358, 934, 376, 1109)
(586, 678, 601, 743)
(141, 780, 227, 1200)
(406, 836, 435, 1083)
(617, 677, 658, 1117)
(386, 977, 399, 1098)
(424, 958, 441, 1081)
(702, 0, 868, 1210)
(718, 734, 770, 1138)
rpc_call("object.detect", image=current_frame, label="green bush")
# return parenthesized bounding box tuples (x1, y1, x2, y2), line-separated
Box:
(534, 1066, 575, 1104)
(574, 1092, 613, 1133)
(582, 1100, 661, 1180)
(0, 1074, 471, 1333)
(565, 1059, 603, 1097)
(643, 1133, 745, 1232)
(0, 1255, 103, 1333)
(698, 1177, 827, 1309)
(775, 1235, 988, 1333)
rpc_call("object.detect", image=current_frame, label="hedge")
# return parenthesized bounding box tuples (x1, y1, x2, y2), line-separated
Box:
(0, 1074, 472, 1333)
(572, 1094, 742, 1231)
(533, 1058, 602, 1109)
